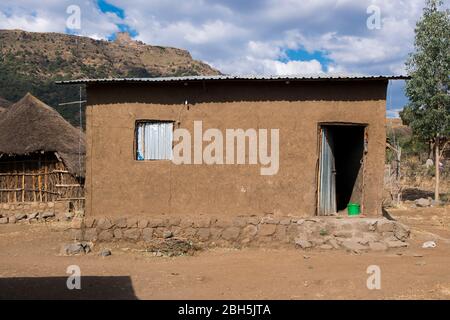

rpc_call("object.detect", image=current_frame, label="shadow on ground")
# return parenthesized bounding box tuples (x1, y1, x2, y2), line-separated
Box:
(402, 188, 447, 201)
(0, 276, 137, 300)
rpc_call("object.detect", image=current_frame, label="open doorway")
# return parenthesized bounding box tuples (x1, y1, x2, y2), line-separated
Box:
(317, 124, 366, 215)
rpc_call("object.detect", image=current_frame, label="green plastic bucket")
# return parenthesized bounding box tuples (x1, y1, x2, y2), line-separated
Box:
(347, 203, 361, 216)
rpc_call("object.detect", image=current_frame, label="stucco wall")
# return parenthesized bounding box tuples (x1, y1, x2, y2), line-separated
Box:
(85, 80, 387, 218)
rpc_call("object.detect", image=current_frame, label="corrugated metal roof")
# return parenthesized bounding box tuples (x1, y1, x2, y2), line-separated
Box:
(56, 74, 409, 85)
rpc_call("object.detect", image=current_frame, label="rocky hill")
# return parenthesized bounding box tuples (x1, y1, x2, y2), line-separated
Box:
(0, 29, 221, 125)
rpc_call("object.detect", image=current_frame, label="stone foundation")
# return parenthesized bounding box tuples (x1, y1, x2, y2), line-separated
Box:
(68, 215, 411, 252)
(0, 201, 77, 224)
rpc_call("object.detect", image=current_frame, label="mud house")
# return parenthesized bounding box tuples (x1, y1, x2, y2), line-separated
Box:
(59, 75, 406, 220)
(0, 93, 85, 214)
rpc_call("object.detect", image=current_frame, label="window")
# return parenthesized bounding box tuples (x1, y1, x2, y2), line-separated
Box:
(136, 121, 173, 160)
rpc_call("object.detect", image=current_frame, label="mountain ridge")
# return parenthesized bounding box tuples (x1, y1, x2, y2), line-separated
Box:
(0, 29, 221, 125)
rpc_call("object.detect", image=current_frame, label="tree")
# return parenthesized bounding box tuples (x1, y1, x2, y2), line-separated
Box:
(400, 0, 450, 201)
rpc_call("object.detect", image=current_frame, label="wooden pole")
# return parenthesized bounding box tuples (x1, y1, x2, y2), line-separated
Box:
(32, 174, 36, 202)
(21, 162, 25, 202)
(38, 157, 42, 202)
(44, 164, 48, 202)
(435, 134, 440, 201)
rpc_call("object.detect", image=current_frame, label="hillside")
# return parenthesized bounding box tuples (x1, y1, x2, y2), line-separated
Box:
(0, 29, 221, 125)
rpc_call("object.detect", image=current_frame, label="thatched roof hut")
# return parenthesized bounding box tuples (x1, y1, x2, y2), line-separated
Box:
(0, 93, 85, 206)
(0, 93, 85, 177)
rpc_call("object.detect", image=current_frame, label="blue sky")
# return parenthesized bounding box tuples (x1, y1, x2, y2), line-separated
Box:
(0, 0, 443, 117)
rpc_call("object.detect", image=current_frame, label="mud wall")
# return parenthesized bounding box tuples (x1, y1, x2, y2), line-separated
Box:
(85, 80, 387, 218)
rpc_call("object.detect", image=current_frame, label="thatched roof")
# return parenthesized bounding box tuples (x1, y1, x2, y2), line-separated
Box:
(0, 93, 85, 177)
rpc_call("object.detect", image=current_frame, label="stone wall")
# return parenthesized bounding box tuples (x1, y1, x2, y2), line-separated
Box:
(0, 201, 74, 224)
(67, 215, 410, 252)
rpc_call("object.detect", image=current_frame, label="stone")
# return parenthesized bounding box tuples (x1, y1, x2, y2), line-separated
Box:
(180, 218, 194, 228)
(195, 217, 211, 228)
(258, 224, 277, 236)
(274, 225, 288, 242)
(247, 216, 260, 225)
(114, 218, 127, 228)
(100, 249, 112, 257)
(386, 240, 409, 248)
(311, 238, 325, 246)
(97, 218, 114, 230)
(138, 219, 149, 228)
(333, 230, 353, 238)
(142, 228, 154, 242)
(171, 226, 182, 236)
(361, 232, 380, 243)
(27, 212, 39, 220)
(81, 242, 93, 253)
(169, 217, 181, 226)
(232, 217, 247, 227)
(415, 198, 431, 207)
(70, 217, 83, 229)
(64, 212, 74, 220)
(163, 230, 173, 239)
(213, 219, 230, 228)
(279, 218, 292, 225)
(209, 228, 222, 240)
(98, 230, 114, 241)
(369, 241, 388, 251)
(341, 240, 368, 251)
(221, 227, 241, 241)
(15, 213, 27, 221)
(41, 212, 55, 219)
(261, 216, 279, 224)
(376, 220, 395, 233)
(84, 228, 97, 241)
(295, 238, 312, 249)
(430, 199, 443, 207)
(197, 228, 210, 241)
(393, 223, 410, 241)
(328, 238, 340, 249)
(8, 216, 16, 224)
(84, 217, 96, 228)
(61, 243, 84, 255)
(319, 244, 333, 250)
(0, 217, 8, 224)
(127, 218, 138, 228)
(124, 228, 141, 241)
(242, 225, 258, 238)
(113, 228, 123, 239)
(150, 218, 166, 227)
(183, 227, 198, 237)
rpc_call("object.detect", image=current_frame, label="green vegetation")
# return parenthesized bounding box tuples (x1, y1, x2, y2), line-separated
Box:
(400, 0, 449, 200)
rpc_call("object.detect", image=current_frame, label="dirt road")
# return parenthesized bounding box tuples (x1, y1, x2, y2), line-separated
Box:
(0, 207, 449, 300)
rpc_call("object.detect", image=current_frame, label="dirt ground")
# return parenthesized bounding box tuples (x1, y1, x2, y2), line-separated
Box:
(0, 206, 449, 300)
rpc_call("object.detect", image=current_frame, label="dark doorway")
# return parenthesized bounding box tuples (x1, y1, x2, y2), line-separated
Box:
(318, 124, 366, 215)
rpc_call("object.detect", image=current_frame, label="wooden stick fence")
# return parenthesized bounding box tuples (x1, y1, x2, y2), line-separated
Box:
(0, 155, 84, 209)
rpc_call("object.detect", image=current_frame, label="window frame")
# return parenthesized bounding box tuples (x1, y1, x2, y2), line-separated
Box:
(134, 120, 175, 161)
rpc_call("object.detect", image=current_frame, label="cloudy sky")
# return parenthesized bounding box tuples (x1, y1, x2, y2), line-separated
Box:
(0, 0, 442, 117)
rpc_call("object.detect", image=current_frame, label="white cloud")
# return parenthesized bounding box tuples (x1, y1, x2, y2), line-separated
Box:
(1, 0, 441, 107)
